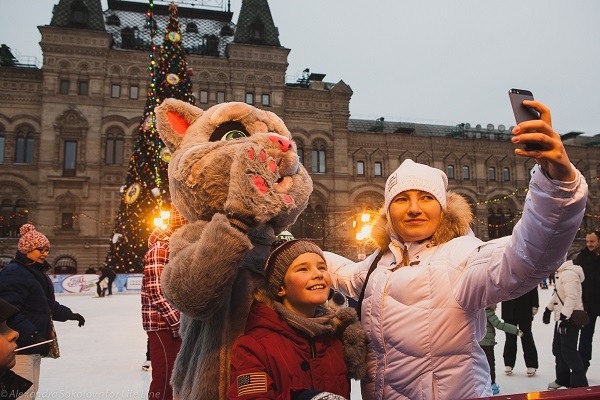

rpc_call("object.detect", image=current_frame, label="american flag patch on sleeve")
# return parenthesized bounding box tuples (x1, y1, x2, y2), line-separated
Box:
(237, 372, 268, 396)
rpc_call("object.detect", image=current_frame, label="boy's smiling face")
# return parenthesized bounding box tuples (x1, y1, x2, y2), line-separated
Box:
(278, 252, 331, 317)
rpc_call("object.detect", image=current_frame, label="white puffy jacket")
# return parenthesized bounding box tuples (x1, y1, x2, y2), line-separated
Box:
(325, 165, 587, 400)
(547, 260, 585, 321)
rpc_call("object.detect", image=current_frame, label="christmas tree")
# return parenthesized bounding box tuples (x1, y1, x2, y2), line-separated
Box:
(105, 2, 195, 273)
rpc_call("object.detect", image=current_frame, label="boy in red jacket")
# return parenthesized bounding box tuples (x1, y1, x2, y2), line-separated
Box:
(228, 239, 366, 400)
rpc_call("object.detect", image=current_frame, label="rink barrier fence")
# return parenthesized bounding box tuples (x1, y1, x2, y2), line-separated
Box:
(50, 274, 142, 295)
(469, 385, 600, 399)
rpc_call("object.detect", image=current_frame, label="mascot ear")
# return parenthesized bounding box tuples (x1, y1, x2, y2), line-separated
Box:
(155, 98, 204, 152)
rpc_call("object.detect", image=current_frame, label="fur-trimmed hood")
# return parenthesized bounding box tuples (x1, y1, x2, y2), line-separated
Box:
(370, 191, 474, 250)
(253, 289, 367, 380)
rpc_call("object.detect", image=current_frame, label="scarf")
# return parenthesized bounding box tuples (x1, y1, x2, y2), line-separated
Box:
(272, 302, 335, 338)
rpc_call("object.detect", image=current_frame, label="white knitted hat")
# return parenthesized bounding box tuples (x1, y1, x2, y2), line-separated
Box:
(384, 159, 448, 211)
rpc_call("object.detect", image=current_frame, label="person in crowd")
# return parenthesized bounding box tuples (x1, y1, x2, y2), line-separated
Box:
(501, 287, 540, 377)
(142, 338, 151, 371)
(0, 298, 32, 399)
(96, 266, 116, 296)
(543, 259, 589, 389)
(479, 304, 522, 395)
(548, 271, 556, 286)
(228, 239, 367, 400)
(324, 100, 588, 399)
(575, 230, 600, 373)
(141, 208, 187, 400)
(0, 223, 86, 399)
(84, 265, 96, 274)
(97, 275, 109, 297)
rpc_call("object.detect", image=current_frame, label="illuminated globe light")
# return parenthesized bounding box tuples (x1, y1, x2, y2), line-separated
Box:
(160, 148, 171, 162)
(361, 213, 370, 223)
(154, 217, 166, 228)
(160, 210, 170, 220)
(142, 115, 153, 130)
(166, 74, 180, 85)
(360, 225, 372, 238)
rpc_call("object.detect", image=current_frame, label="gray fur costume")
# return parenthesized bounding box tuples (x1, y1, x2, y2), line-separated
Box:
(155, 99, 313, 399)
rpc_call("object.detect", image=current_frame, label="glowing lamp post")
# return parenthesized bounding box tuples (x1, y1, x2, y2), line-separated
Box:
(356, 225, 372, 261)
(153, 209, 171, 229)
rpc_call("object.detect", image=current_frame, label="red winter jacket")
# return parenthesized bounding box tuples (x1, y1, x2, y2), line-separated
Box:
(227, 300, 350, 400)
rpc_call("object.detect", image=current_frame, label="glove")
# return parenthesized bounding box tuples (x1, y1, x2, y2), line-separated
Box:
(296, 391, 347, 400)
(542, 308, 552, 324)
(532, 307, 538, 316)
(517, 330, 524, 337)
(558, 320, 570, 335)
(69, 312, 86, 327)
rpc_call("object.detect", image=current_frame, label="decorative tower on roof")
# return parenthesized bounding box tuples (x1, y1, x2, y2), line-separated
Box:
(104, 1, 195, 273)
(50, 0, 106, 30)
(233, 0, 281, 46)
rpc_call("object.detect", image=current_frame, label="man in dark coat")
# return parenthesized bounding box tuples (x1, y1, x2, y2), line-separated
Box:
(97, 267, 117, 296)
(575, 231, 600, 373)
(501, 287, 540, 376)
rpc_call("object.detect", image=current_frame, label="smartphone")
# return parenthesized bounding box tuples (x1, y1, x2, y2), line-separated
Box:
(508, 88, 543, 150)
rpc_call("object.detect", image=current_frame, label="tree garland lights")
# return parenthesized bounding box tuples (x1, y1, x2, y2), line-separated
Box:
(103, 1, 196, 273)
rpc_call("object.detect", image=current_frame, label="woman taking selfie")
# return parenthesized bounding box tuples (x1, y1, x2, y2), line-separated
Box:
(325, 100, 588, 399)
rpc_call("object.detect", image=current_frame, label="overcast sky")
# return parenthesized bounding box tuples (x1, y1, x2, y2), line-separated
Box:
(2, 0, 599, 135)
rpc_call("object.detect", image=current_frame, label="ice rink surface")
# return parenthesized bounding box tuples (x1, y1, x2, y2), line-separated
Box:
(36, 286, 598, 399)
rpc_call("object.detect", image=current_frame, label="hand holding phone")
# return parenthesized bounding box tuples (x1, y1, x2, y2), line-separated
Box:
(508, 88, 543, 150)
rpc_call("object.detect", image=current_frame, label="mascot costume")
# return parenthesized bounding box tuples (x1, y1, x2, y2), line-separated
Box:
(155, 99, 313, 399)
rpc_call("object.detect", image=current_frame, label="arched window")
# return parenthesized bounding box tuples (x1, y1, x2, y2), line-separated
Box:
(462, 165, 470, 180)
(290, 205, 311, 239)
(487, 204, 515, 239)
(15, 127, 34, 164)
(54, 256, 77, 274)
(105, 130, 124, 165)
(503, 167, 511, 181)
(311, 143, 326, 173)
(70, 0, 88, 27)
(106, 14, 120, 26)
(313, 205, 326, 241)
(296, 142, 304, 166)
(0, 199, 28, 238)
(446, 165, 455, 179)
(186, 22, 198, 33)
(488, 167, 496, 181)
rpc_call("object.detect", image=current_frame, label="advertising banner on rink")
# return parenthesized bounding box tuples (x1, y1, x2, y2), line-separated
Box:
(50, 274, 143, 295)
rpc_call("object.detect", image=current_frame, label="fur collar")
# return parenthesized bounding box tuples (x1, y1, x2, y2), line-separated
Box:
(254, 289, 367, 379)
(370, 191, 474, 249)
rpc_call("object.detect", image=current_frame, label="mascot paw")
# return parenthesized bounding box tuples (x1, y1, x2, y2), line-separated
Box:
(224, 135, 305, 226)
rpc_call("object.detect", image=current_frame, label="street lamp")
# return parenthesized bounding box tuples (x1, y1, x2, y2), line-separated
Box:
(355, 225, 372, 261)
(154, 209, 171, 229)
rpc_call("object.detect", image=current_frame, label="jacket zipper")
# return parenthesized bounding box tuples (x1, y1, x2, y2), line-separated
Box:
(309, 336, 316, 389)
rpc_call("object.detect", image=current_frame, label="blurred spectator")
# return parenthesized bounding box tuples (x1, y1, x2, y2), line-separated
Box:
(575, 231, 600, 373)
(544, 259, 588, 390)
(502, 287, 539, 377)
(96, 267, 116, 296)
(0, 224, 85, 399)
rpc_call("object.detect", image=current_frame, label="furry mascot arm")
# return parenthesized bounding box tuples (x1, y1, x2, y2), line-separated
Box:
(161, 214, 252, 320)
